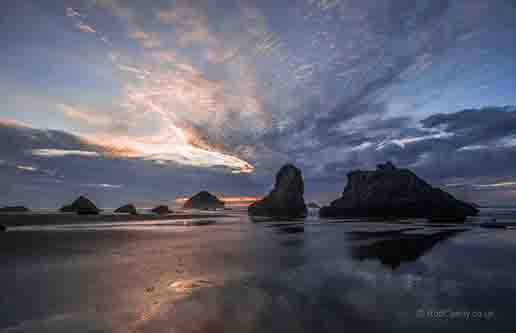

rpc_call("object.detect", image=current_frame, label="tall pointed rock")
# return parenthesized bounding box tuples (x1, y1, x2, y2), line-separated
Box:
(248, 164, 307, 218)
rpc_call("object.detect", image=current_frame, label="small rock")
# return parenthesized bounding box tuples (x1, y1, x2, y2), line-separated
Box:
(114, 204, 138, 215)
(60, 196, 100, 215)
(0, 206, 30, 213)
(183, 191, 224, 210)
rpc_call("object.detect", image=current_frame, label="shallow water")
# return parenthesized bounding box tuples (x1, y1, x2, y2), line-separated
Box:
(1, 213, 516, 332)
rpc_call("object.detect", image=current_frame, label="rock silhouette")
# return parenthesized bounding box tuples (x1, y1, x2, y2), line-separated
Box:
(60, 196, 100, 215)
(151, 205, 173, 215)
(114, 204, 138, 215)
(0, 206, 30, 213)
(248, 164, 307, 218)
(183, 191, 224, 210)
(0, 224, 5, 232)
(319, 162, 478, 222)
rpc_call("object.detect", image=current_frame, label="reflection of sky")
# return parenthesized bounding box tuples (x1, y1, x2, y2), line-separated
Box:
(140, 224, 516, 332)
(1, 1, 516, 206)
(2, 218, 516, 331)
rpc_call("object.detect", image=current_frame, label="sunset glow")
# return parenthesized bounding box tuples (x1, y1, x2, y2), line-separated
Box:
(176, 196, 261, 207)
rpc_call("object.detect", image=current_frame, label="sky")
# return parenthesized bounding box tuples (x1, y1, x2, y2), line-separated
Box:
(1, 0, 516, 208)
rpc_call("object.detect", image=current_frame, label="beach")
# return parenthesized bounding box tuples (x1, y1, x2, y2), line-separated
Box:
(2, 210, 516, 332)
(0, 211, 230, 228)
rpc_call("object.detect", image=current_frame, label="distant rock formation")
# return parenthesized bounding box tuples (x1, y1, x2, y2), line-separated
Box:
(183, 191, 224, 210)
(151, 205, 173, 215)
(0, 206, 30, 213)
(248, 164, 307, 218)
(114, 204, 138, 215)
(307, 202, 320, 209)
(319, 162, 478, 222)
(60, 196, 100, 215)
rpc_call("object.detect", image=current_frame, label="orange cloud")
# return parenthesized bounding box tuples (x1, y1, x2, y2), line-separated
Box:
(76, 23, 96, 33)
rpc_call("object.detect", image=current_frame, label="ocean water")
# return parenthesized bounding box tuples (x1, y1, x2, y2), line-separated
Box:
(1, 209, 516, 332)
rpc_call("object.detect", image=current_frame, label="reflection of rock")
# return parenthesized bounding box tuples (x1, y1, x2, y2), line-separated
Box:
(60, 196, 100, 215)
(350, 229, 465, 269)
(114, 204, 138, 215)
(276, 225, 304, 234)
(183, 191, 224, 210)
(320, 162, 478, 222)
(248, 164, 307, 218)
(151, 205, 173, 215)
(0, 206, 30, 213)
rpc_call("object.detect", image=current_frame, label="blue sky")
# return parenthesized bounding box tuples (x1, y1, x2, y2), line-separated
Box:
(1, 0, 516, 208)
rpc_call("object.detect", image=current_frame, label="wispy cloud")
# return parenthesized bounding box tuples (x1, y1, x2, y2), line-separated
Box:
(31, 149, 100, 157)
(152, 50, 178, 63)
(82, 183, 123, 189)
(75, 22, 96, 33)
(474, 182, 516, 188)
(157, 5, 217, 47)
(66, 7, 83, 18)
(128, 30, 161, 48)
(57, 104, 112, 127)
(16, 165, 38, 172)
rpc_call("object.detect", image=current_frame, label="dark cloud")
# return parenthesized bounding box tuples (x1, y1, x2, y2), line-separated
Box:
(302, 106, 516, 205)
(422, 106, 516, 146)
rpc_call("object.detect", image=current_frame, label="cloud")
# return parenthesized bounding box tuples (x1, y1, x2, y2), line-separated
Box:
(128, 30, 162, 48)
(0, 121, 260, 208)
(31, 149, 101, 157)
(151, 50, 178, 63)
(157, 3, 217, 47)
(6, 0, 516, 206)
(75, 22, 96, 33)
(474, 182, 516, 189)
(116, 64, 150, 75)
(421, 106, 516, 147)
(82, 183, 123, 189)
(57, 104, 112, 127)
(66, 7, 83, 18)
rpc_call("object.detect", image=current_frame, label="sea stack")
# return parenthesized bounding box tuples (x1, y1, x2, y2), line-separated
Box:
(248, 164, 307, 218)
(151, 205, 173, 215)
(114, 204, 138, 215)
(319, 162, 478, 222)
(60, 196, 100, 215)
(183, 191, 224, 210)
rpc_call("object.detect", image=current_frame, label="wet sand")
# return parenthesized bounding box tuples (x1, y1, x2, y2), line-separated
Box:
(0, 211, 231, 227)
(2, 216, 516, 332)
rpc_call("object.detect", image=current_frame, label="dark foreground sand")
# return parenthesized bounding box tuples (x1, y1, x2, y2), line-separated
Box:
(2, 217, 516, 333)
